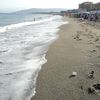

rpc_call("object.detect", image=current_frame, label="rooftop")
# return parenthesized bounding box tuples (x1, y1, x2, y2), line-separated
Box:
(80, 1, 93, 5)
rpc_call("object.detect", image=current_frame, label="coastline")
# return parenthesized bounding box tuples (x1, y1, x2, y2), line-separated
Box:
(31, 17, 100, 100)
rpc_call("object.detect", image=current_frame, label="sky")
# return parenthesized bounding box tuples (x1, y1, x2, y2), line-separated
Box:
(0, 0, 99, 12)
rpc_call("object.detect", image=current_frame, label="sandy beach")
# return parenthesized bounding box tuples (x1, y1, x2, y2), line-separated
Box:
(31, 17, 100, 100)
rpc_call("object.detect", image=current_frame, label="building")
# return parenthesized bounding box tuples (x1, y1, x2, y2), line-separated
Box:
(93, 2, 100, 10)
(79, 2, 100, 11)
(79, 2, 94, 11)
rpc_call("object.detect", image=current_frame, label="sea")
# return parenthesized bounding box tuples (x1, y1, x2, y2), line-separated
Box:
(0, 12, 67, 100)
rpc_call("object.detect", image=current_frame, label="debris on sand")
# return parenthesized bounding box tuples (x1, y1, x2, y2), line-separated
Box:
(74, 34, 82, 40)
(88, 71, 94, 79)
(93, 84, 100, 90)
(80, 85, 84, 90)
(94, 37, 99, 42)
(69, 71, 77, 78)
(88, 87, 95, 94)
(88, 84, 100, 95)
(74, 34, 80, 39)
(90, 49, 97, 53)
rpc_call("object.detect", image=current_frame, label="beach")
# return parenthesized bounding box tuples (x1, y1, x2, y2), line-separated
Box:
(31, 17, 100, 100)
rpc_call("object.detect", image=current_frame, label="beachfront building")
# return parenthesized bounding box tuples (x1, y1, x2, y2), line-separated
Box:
(79, 2, 94, 11)
(93, 2, 100, 10)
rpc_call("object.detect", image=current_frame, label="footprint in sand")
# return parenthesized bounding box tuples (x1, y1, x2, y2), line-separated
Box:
(90, 50, 97, 53)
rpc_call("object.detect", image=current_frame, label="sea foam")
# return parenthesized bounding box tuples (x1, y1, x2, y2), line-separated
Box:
(0, 15, 68, 100)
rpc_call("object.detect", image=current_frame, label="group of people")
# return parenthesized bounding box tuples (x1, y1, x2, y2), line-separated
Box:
(74, 11, 100, 22)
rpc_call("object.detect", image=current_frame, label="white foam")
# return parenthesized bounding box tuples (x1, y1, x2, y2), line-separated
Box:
(0, 15, 68, 100)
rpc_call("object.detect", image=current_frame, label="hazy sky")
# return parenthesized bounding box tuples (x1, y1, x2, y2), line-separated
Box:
(0, 0, 99, 11)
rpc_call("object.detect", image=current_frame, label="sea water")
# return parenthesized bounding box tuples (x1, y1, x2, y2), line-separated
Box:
(0, 12, 68, 100)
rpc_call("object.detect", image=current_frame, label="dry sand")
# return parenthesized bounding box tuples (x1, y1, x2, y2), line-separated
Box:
(31, 17, 100, 100)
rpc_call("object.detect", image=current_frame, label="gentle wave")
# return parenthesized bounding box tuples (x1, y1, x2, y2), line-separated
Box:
(0, 15, 62, 33)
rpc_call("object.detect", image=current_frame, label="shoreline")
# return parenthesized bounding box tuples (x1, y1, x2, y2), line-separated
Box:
(31, 17, 100, 100)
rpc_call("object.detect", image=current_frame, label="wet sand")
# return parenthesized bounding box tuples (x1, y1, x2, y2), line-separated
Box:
(31, 17, 100, 100)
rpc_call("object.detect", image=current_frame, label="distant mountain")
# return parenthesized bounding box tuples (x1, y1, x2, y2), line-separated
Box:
(0, 8, 25, 13)
(13, 8, 68, 14)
